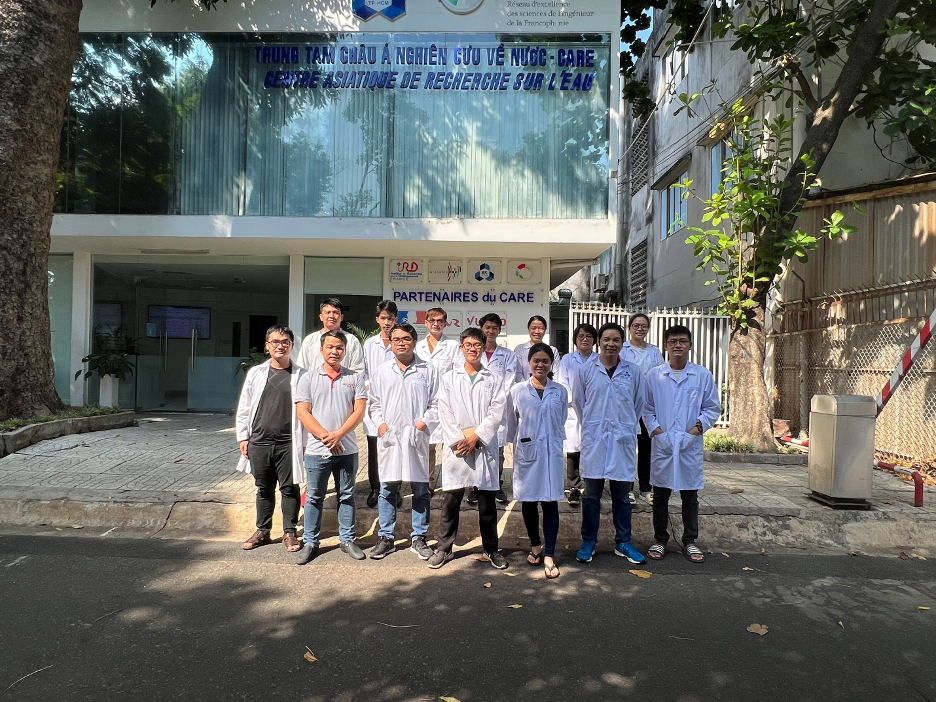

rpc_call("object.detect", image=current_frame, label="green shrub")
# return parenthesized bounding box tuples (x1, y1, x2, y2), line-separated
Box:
(703, 433, 755, 453)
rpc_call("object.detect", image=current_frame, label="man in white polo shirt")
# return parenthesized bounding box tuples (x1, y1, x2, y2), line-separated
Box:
(294, 330, 367, 565)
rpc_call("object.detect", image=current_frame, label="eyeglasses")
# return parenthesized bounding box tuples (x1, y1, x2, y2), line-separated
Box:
(630, 324, 649, 330)
(266, 339, 292, 347)
(426, 318, 446, 325)
(575, 335, 594, 342)
(462, 343, 483, 351)
(666, 338, 690, 346)
(390, 337, 412, 344)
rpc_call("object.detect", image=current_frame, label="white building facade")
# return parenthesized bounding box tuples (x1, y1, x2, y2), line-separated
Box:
(50, 0, 621, 411)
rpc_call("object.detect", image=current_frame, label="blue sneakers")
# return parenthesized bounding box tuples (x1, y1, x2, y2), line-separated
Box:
(576, 540, 597, 563)
(615, 541, 646, 564)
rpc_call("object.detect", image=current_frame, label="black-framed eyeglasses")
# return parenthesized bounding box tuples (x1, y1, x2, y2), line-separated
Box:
(390, 337, 413, 344)
(266, 339, 292, 347)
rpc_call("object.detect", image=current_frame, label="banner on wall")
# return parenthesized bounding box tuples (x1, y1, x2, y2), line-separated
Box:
(389, 258, 424, 283)
(428, 259, 464, 284)
(397, 308, 513, 332)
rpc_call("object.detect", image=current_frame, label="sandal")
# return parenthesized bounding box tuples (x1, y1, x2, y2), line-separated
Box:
(283, 531, 301, 552)
(647, 543, 666, 560)
(544, 560, 560, 579)
(242, 529, 271, 550)
(683, 543, 705, 563)
(527, 549, 543, 566)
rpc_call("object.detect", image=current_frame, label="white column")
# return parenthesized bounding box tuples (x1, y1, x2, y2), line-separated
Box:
(69, 252, 92, 406)
(288, 254, 305, 350)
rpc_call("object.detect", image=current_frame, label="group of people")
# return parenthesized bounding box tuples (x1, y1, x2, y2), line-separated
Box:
(235, 297, 721, 578)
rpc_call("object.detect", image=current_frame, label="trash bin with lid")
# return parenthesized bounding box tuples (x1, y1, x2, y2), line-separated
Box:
(807, 395, 876, 504)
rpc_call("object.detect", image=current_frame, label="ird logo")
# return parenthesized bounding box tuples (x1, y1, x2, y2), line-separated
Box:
(397, 261, 420, 273)
(353, 0, 406, 21)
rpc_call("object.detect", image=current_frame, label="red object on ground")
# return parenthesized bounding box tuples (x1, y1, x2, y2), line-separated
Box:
(874, 458, 924, 508)
(780, 435, 809, 447)
(876, 307, 936, 416)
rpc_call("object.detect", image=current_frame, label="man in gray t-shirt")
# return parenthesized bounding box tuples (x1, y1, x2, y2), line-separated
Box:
(294, 330, 367, 565)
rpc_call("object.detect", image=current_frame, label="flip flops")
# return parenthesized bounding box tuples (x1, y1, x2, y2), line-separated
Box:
(527, 549, 544, 566)
(544, 561, 560, 579)
(647, 543, 666, 560)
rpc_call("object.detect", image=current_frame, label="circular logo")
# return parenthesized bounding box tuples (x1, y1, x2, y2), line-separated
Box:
(514, 263, 532, 281)
(439, 0, 483, 14)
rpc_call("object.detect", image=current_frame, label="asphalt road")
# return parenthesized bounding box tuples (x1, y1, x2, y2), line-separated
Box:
(1, 528, 934, 701)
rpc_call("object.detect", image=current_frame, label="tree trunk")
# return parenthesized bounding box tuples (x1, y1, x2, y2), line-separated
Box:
(0, 0, 82, 420)
(728, 301, 775, 452)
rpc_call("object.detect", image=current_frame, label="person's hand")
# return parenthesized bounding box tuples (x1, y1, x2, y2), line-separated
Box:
(330, 443, 345, 456)
(453, 434, 481, 456)
(652, 427, 663, 436)
(688, 426, 702, 436)
(414, 421, 428, 433)
(378, 424, 389, 437)
(321, 431, 343, 450)
(239, 440, 249, 458)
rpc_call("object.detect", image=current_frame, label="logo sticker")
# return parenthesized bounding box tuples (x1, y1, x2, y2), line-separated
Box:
(353, 0, 406, 21)
(438, 0, 483, 13)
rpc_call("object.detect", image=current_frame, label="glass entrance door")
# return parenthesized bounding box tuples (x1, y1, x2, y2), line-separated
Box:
(92, 255, 289, 411)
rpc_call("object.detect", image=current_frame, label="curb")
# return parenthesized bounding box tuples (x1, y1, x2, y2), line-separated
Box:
(0, 411, 136, 458)
(3, 491, 933, 554)
(704, 451, 807, 465)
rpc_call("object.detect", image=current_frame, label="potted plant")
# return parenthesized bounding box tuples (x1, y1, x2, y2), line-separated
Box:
(75, 327, 137, 408)
(235, 347, 268, 376)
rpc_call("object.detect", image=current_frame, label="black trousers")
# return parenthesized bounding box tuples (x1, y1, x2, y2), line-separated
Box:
(521, 501, 560, 557)
(436, 488, 498, 554)
(652, 487, 699, 545)
(636, 419, 652, 494)
(249, 441, 299, 533)
(366, 435, 380, 491)
(565, 452, 583, 491)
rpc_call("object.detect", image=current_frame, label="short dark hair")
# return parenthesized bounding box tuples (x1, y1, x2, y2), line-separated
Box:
(528, 342, 555, 362)
(573, 323, 598, 342)
(320, 329, 348, 346)
(390, 323, 418, 343)
(425, 307, 447, 321)
(628, 313, 651, 329)
(664, 324, 693, 344)
(478, 313, 502, 330)
(320, 297, 343, 312)
(265, 325, 294, 343)
(376, 300, 398, 316)
(460, 327, 485, 345)
(597, 322, 625, 342)
(527, 315, 548, 329)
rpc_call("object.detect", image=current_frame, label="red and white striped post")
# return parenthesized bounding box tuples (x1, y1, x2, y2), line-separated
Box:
(875, 307, 936, 416)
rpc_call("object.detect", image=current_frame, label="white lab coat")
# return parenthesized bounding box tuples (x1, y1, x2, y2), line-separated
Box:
(480, 345, 521, 446)
(296, 329, 365, 374)
(437, 366, 507, 491)
(368, 359, 440, 483)
(620, 342, 665, 377)
(642, 362, 721, 491)
(362, 334, 395, 436)
(554, 350, 595, 454)
(509, 379, 567, 502)
(235, 360, 307, 485)
(513, 342, 561, 380)
(572, 356, 645, 482)
(414, 334, 462, 443)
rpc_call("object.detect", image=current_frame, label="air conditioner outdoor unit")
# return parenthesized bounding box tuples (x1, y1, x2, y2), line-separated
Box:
(592, 274, 609, 293)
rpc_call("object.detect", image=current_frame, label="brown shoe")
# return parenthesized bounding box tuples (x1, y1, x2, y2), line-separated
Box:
(242, 529, 272, 550)
(283, 531, 301, 552)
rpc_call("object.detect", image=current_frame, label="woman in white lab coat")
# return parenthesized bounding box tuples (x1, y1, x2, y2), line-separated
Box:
(554, 322, 598, 506)
(619, 313, 665, 503)
(510, 343, 567, 579)
(513, 316, 560, 380)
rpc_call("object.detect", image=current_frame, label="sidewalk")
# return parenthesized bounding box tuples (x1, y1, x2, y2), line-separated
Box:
(0, 413, 933, 554)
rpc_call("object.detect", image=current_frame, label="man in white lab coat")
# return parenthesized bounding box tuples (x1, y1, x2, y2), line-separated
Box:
(555, 322, 597, 506)
(642, 324, 721, 564)
(477, 312, 521, 505)
(235, 325, 306, 553)
(414, 307, 461, 494)
(362, 300, 398, 508)
(367, 323, 440, 561)
(572, 322, 646, 566)
(296, 297, 365, 373)
(429, 327, 510, 570)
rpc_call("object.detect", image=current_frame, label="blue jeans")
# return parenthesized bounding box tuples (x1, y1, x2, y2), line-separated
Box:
(378, 481, 430, 540)
(304, 453, 357, 546)
(581, 478, 633, 544)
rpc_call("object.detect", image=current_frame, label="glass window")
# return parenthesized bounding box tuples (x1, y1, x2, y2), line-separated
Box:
(660, 172, 688, 239)
(48, 255, 74, 402)
(57, 33, 612, 219)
